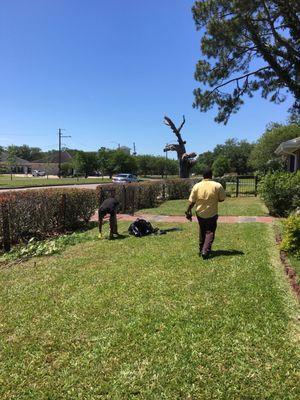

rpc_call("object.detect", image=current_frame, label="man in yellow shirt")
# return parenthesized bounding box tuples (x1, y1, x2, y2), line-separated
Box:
(186, 168, 226, 259)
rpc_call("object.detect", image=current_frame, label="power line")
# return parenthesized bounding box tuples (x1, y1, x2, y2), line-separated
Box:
(58, 129, 71, 178)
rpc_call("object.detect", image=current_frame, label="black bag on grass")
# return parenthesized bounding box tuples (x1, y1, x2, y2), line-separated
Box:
(128, 218, 158, 237)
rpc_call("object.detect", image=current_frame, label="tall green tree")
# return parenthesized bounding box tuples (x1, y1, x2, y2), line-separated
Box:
(13, 145, 43, 161)
(249, 123, 300, 171)
(193, 151, 214, 175)
(98, 147, 114, 178)
(214, 139, 254, 174)
(212, 156, 231, 177)
(195, 139, 254, 175)
(109, 150, 138, 175)
(192, 0, 300, 123)
(135, 155, 178, 177)
(73, 151, 99, 178)
(136, 155, 156, 176)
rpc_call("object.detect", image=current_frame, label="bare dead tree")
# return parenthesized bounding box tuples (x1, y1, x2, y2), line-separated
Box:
(163, 115, 197, 178)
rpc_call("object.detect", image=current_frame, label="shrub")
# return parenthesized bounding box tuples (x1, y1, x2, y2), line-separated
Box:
(165, 179, 196, 200)
(96, 178, 226, 214)
(281, 215, 300, 258)
(0, 188, 98, 249)
(259, 171, 300, 216)
(97, 181, 163, 213)
(97, 179, 203, 213)
(3, 231, 95, 261)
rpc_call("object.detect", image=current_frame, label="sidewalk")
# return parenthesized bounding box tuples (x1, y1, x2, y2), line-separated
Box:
(91, 213, 274, 224)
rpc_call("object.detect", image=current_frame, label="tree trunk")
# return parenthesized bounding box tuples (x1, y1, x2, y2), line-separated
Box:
(163, 116, 197, 179)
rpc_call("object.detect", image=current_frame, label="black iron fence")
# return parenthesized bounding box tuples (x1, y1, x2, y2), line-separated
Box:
(225, 175, 259, 197)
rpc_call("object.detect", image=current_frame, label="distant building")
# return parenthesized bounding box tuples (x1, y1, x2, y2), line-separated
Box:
(0, 152, 31, 174)
(30, 151, 73, 175)
(119, 146, 131, 155)
(275, 137, 300, 172)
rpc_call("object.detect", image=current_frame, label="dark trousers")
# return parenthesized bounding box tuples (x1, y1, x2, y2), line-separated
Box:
(109, 211, 118, 234)
(197, 214, 218, 254)
(99, 209, 118, 237)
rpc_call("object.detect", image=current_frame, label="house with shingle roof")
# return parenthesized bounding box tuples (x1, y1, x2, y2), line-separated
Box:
(0, 152, 31, 174)
(30, 151, 73, 175)
(275, 137, 300, 172)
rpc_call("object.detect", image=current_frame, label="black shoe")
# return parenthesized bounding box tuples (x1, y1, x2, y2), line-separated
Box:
(201, 252, 210, 260)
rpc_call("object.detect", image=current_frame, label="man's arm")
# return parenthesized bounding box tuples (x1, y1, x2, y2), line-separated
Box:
(185, 201, 195, 221)
(218, 186, 226, 202)
(186, 186, 196, 220)
(186, 201, 195, 214)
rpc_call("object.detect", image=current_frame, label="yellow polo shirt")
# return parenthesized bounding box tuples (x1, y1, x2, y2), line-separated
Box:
(189, 179, 226, 218)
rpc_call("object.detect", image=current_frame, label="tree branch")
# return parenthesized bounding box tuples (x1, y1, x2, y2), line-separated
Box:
(242, 16, 300, 98)
(207, 66, 271, 95)
(208, 46, 258, 73)
(178, 115, 186, 133)
(261, 1, 300, 61)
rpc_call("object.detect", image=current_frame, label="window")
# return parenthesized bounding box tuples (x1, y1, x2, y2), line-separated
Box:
(289, 154, 295, 172)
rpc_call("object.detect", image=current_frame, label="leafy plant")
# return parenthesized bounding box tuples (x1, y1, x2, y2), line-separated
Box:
(249, 124, 300, 172)
(2, 231, 95, 261)
(259, 171, 300, 216)
(281, 215, 300, 258)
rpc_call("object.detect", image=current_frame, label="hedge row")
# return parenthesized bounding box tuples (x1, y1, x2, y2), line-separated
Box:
(258, 171, 300, 217)
(97, 178, 226, 214)
(0, 178, 227, 251)
(97, 180, 189, 214)
(0, 188, 98, 250)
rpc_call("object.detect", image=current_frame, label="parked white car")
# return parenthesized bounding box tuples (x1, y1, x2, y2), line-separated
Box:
(112, 173, 138, 183)
(32, 170, 46, 177)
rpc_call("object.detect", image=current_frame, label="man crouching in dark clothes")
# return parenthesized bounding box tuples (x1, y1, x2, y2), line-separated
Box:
(98, 197, 120, 239)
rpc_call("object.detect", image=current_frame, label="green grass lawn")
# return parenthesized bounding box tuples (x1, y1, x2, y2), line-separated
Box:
(0, 175, 111, 188)
(139, 197, 269, 216)
(0, 222, 299, 399)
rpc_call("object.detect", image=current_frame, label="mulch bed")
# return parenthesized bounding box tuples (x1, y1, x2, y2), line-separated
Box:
(275, 231, 300, 302)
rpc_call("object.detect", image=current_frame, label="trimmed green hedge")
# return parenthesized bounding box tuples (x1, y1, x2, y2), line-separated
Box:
(97, 180, 198, 214)
(0, 188, 98, 249)
(259, 172, 300, 216)
(97, 178, 226, 214)
(0, 178, 227, 251)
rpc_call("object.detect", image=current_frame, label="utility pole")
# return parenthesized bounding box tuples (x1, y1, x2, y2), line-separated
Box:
(58, 129, 71, 178)
(165, 144, 168, 180)
(133, 142, 137, 156)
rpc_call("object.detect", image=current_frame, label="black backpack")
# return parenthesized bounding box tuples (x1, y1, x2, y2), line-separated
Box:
(128, 218, 158, 237)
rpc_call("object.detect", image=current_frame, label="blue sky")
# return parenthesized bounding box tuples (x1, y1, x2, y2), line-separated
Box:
(0, 0, 293, 156)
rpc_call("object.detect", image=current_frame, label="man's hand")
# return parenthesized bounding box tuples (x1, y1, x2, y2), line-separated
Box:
(185, 201, 195, 221)
(185, 211, 192, 221)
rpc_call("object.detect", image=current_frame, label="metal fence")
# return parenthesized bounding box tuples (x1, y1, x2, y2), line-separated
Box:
(225, 175, 259, 197)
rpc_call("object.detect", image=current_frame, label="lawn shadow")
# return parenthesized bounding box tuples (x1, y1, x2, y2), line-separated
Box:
(107, 234, 129, 241)
(87, 221, 99, 229)
(210, 249, 244, 258)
